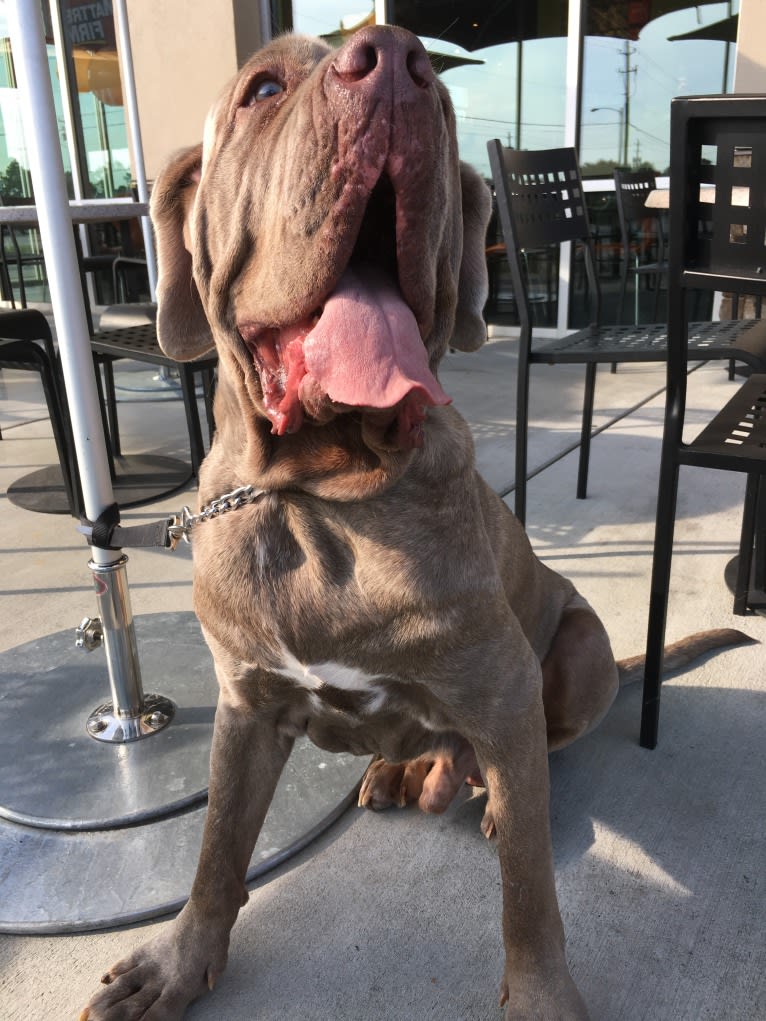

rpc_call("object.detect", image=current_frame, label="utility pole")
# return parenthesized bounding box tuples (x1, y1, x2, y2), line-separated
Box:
(618, 41, 636, 166)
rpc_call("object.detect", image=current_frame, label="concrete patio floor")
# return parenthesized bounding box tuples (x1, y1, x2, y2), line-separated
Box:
(0, 327, 764, 1020)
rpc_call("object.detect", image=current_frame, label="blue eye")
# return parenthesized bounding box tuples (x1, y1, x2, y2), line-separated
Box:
(252, 79, 283, 102)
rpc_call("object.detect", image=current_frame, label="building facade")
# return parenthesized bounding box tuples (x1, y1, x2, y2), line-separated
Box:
(1, 0, 764, 322)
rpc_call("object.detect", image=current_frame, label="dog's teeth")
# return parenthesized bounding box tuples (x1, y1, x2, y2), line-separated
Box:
(206, 966, 217, 991)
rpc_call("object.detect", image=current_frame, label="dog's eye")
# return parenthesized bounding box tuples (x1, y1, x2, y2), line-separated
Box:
(245, 78, 284, 105)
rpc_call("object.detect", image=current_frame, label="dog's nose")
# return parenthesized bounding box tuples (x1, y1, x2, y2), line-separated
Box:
(330, 26, 434, 96)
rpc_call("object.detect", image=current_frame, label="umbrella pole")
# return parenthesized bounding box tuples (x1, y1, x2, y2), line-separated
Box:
(8, 0, 171, 743)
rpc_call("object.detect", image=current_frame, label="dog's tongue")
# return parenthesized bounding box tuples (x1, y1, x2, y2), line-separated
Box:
(302, 266, 450, 411)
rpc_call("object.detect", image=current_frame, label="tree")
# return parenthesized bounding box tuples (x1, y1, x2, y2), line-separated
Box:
(0, 159, 28, 200)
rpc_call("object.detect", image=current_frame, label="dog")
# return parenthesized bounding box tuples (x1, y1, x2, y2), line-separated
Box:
(81, 27, 748, 1021)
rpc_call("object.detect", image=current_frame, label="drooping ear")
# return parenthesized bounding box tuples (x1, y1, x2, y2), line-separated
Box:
(150, 143, 215, 361)
(449, 161, 492, 352)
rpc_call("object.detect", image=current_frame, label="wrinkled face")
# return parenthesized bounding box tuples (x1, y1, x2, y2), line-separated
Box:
(153, 28, 489, 451)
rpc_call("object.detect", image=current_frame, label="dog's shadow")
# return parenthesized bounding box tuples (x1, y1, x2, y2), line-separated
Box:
(194, 670, 762, 1021)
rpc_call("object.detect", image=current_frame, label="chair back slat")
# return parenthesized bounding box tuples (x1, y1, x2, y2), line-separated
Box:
(614, 169, 658, 223)
(494, 146, 591, 249)
(670, 100, 766, 296)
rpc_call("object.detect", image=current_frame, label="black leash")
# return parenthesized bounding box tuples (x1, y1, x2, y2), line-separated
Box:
(77, 486, 266, 551)
(77, 502, 183, 551)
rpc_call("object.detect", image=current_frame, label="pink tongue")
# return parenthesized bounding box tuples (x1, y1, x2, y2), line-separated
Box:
(301, 266, 450, 410)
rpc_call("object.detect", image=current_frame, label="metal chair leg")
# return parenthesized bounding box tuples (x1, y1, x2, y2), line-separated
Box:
(178, 364, 206, 475)
(641, 454, 681, 749)
(514, 353, 530, 526)
(733, 474, 759, 615)
(102, 357, 122, 458)
(576, 362, 597, 500)
(202, 367, 216, 445)
(617, 259, 629, 325)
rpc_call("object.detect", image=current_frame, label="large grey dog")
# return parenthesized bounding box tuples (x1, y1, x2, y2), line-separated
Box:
(81, 27, 744, 1021)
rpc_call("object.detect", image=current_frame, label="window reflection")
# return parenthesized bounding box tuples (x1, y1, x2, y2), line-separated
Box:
(391, 1, 569, 175)
(290, 1, 375, 38)
(279, 0, 741, 330)
(390, 2, 570, 326)
(581, 1, 739, 176)
(58, 0, 129, 198)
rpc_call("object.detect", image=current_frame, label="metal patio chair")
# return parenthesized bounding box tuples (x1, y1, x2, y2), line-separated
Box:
(613, 167, 668, 325)
(641, 94, 766, 749)
(486, 139, 766, 526)
(0, 309, 80, 515)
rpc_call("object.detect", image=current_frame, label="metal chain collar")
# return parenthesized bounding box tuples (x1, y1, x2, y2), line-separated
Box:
(168, 484, 266, 547)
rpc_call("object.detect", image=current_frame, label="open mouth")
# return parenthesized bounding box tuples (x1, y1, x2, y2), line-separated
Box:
(238, 173, 450, 449)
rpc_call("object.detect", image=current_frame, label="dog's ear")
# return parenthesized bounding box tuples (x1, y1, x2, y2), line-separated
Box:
(449, 161, 492, 352)
(150, 143, 215, 361)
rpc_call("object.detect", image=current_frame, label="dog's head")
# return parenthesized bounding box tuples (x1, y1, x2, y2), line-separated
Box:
(152, 28, 491, 452)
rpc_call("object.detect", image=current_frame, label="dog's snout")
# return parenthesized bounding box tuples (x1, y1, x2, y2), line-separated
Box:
(331, 26, 434, 95)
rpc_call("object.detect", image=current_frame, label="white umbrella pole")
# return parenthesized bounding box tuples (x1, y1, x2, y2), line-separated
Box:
(113, 0, 158, 301)
(7, 0, 164, 740)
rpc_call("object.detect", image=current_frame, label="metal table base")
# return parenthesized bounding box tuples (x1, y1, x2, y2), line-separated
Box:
(6, 454, 193, 515)
(0, 612, 369, 932)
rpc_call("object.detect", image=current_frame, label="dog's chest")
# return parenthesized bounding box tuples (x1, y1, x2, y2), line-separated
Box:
(274, 644, 389, 715)
(272, 643, 443, 761)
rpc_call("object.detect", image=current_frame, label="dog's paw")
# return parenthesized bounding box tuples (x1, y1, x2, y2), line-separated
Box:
(499, 966, 590, 1020)
(358, 757, 430, 810)
(79, 924, 225, 1020)
(359, 744, 484, 816)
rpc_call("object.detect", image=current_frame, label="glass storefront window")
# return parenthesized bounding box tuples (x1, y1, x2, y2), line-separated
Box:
(389, 2, 569, 177)
(274, 0, 744, 330)
(58, 0, 129, 198)
(581, 1, 740, 176)
(0, 3, 129, 201)
(388, 3, 570, 327)
(0, 2, 143, 305)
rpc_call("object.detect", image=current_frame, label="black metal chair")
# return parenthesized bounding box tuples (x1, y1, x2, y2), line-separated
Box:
(0, 209, 47, 308)
(613, 168, 668, 325)
(486, 139, 766, 526)
(72, 238, 217, 477)
(641, 94, 766, 750)
(90, 313, 217, 474)
(0, 309, 81, 515)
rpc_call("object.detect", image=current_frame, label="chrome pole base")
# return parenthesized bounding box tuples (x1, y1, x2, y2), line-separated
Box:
(86, 692, 175, 743)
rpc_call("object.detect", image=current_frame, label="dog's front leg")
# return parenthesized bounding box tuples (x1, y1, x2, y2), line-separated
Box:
(80, 696, 293, 1021)
(472, 692, 590, 1019)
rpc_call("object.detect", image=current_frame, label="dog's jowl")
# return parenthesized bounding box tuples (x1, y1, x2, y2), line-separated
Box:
(80, 26, 746, 1021)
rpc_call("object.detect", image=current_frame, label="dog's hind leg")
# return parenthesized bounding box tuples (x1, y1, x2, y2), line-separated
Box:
(359, 600, 619, 827)
(80, 692, 293, 1021)
(541, 601, 619, 752)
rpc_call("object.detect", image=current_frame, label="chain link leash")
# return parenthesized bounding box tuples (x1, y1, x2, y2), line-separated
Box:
(168, 484, 267, 548)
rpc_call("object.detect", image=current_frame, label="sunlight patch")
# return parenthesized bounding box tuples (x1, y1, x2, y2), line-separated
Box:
(588, 820, 692, 897)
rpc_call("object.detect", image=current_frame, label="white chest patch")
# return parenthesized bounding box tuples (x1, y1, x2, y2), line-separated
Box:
(275, 645, 389, 714)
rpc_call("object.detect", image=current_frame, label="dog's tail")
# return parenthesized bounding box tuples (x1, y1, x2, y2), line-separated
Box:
(617, 628, 756, 687)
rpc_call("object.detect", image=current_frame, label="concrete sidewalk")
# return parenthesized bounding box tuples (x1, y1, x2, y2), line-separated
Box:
(0, 332, 764, 1020)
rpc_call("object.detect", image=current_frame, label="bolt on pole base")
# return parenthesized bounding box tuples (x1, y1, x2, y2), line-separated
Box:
(86, 692, 175, 743)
